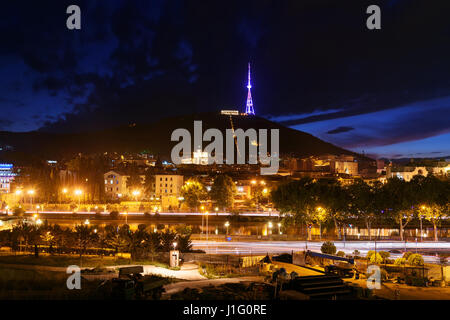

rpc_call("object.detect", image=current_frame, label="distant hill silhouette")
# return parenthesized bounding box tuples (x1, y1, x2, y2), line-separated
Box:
(0, 112, 364, 164)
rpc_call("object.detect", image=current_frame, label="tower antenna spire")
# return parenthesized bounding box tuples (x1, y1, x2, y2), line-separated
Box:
(245, 62, 255, 115)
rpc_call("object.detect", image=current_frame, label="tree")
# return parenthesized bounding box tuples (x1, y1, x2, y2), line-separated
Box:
(126, 225, 149, 260)
(160, 230, 177, 251)
(413, 175, 449, 241)
(381, 177, 414, 241)
(143, 169, 155, 198)
(105, 225, 128, 254)
(209, 175, 236, 210)
(147, 231, 161, 261)
(126, 163, 143, 193)
(75, 224, 98, 257)
(177, 234, 193, 252)
(176, 227, 193, 252)
(320, 241, 336, 255)
(347, 180, 381, 240)
(314, 179, 347, 239)
(251, 182, 270, 209)
(271, 177, 316, 240)
(407, 253, 424, 266)
(181, 178, 207, 211)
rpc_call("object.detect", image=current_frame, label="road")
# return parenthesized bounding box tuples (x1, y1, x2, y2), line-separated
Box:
(2, 211, 279, 217)
(192, 240, 450, 263)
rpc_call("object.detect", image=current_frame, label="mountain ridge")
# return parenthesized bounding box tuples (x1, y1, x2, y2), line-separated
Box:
(0, 112, 368, 164)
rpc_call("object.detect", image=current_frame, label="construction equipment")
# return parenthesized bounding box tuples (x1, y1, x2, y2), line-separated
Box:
(104, 266, 166, 300)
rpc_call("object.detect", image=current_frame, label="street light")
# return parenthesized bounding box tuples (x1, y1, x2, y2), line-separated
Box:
(205, 211, 209, 242)
(36, 219, 42, 225)
(132, 190, 141, 201)
(173, 242, 177, 250)
(224, 221, 230, 235)
(278, 222, 282, 234)
(419, 205, 426, 241)
(200, 206, 205, 236)
(74, 189, 83, 207)
(84, 219, 90, 225)
(28, 189, 35, 207)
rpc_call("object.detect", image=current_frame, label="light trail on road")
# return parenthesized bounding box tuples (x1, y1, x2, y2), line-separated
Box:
(192, 240, 450, 263)
(4, 211, 279, 217)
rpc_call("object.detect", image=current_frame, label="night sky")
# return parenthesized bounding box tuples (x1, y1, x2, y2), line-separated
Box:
(0, 0, 449, 159)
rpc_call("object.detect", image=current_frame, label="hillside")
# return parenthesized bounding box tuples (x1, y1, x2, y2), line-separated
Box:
(0, 112, 363, 163)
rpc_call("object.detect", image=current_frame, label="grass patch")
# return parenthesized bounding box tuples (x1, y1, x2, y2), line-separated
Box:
(198, 263, 245, 279)
(0, 254, 170, 269)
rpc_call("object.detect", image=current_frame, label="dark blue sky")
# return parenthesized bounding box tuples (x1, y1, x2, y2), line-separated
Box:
(0, 0, 449, 159)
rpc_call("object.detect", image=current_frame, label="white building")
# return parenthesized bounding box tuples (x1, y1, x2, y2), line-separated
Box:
(181, 149, 210, 165)
(330, 160, 359, 176)
(154, 174, 184, 210)
(0, 164, 15, 193)
(431, 163, 450, 176)
(104, 170, 145, 199)
(387, 166, 428, 182)
(154, 175, 184, 198)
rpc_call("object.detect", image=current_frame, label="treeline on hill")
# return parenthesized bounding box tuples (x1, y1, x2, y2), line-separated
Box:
(0, 223, 196, 260)
(272, 175, 449, 242)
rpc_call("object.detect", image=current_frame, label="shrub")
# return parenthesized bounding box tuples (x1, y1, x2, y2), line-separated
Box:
(321, 241, 336, 255)
(407, 254, 424, 266)
(403, 252, 413, 259)
(369, 253, 383, 264)
(109, 211, 119, 219)
(13, 206, 25, 216)
(379, 251, 390, 263)
(336, 251, 345, 257)
(394, 258, 406, 265)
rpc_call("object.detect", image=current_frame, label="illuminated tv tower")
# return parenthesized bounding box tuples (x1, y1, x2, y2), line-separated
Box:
(245, 63, 255, 115)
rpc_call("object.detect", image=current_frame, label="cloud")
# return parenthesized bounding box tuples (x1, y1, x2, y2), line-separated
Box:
(0, 119, 13, 130)
(326, 126, 354, 134)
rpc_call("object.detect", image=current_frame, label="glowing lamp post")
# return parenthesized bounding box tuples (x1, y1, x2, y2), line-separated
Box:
(420, 205, 426, 241)
(225, 221, 230, 235)
(15, 189, 22, 203)
(268, 221, 273, 235)
(27, 190, 35, 207)
(74, 189, 83, 207)
(132, 190, 141, 201)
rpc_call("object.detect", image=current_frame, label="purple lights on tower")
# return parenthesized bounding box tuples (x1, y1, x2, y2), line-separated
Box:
(245, 63, 255, 115)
